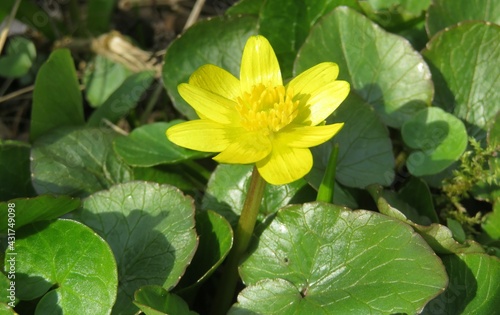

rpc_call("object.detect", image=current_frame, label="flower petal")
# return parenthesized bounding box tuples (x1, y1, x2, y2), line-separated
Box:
(288, 62, 350, 125)
(240, 35, 282, 93)
(178, 83, 238, 124)
(188, 64, 240, 100)
(213, 131, 272, 164)
(166, 120, 240, 152)
(256, 145, 312, 185)
(277, 123, 344, 148)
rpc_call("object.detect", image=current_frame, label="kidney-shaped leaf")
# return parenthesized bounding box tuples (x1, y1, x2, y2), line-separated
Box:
(295, 6, 433, 128)
(73, 181, 197, 315)
(11, 219, 117, 314)
(423, 253, 500, 314)
(113, 121, 208, 167)
(402, 107, 468, 176)
(422, 22, 500, 141)
(134, 285, 198, 315)
(31, 126, 132, 197)
(236, 202, 448, 314)
(308, 93, 395, 189)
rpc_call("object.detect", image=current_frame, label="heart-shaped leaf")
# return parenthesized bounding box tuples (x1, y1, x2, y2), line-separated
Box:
(0, 140, 36, 201)
(175, 211, 232, 292)
(236, 202, 448, 314)
(422, 253, 500, 314)
(8, 219, 117, 314)
(0, 195, 80, 233)
(113, 121, 208, 167)
(30, 49, 84, 141)
(294, 6, 433, 128)
(87, 71, 155, 126)
(402, 107, 468, 176)
(163, 15, 258, 119)
(422, 22, 500, 141)
(72, 181, 197, 315)
(31, 126, 132, 197)
(134, 285, 198, 315)
(308, 94, 395, 189)
(426, 0, 500, 37)
(202, 164, 306, 225)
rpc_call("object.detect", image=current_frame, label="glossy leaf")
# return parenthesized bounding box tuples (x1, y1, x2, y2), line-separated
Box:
(30, 49, 84, 141)
(0, 141, 36, 201)
(87, 71, 155, 126)
(113, 121, 208, 167)
(422, 22, 500, 141)
(426, 0, 500, 37)
(402, 107, 468, 176)
(202, 164, 306, 225)
(423, 254, 500, 314)
(163, 15, 258, 119)
(83, 55, 133, 107)
(236, 202, 448, 314)
(134, 285, 198, 315)
(295, 6, 433, 128)
(11, 219, 117, 313)
(359, 0, 431, 29)
(308, 94, 395, 189)
(0, 195, 80, 233)
(175, 211, 233, 292)
(31, 127, 132, 197)
(73, 182, 197, 315)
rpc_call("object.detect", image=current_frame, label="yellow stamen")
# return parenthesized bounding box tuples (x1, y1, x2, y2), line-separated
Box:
(236, 84, 298, 134)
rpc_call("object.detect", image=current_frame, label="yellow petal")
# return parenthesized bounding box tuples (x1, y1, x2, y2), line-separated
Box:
(256, 145, 312, 185)
(288, 62, 350, 125)
(188, 64, 240, 101)
(178, 83, 238, 124)
(240, 35, 283, 93)
(277, 123, 344, 148)
(166, 120, 240, 152)
(214, 131, 272, 164)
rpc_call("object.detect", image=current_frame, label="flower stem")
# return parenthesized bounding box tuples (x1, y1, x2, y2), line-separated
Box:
(211, 166, 267, 315)
(317, 143, 339, 203)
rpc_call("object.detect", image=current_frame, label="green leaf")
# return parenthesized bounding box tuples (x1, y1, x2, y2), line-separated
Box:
(113, 121, 208, 167)
(202, 164, 306, 225)
(0, 141, 36, 201)
(359, 0, 430, 29)
(163, 15, 258, 119)
(0, 37, 36, 78)
(175, 211, 233, 292)
(225, 0, 263, 15)
(422, 254, 500, 314)
(402, 107, 468, 176)
(0, 195, 80, 233)
(87, 71, 155, 126)
(31, 127, 132, 197)
(294, 6, 433, 128)
(482, 202, 500, 240)
(236, 202, 448, 314)
(30, 49, 84, 141)
(72, 182, 197, 315)
(308, 94, 395, 189)
(426, 0, 500, 37)
(422, 22, 500, 141)
(86, 0, 116, 34)
(134, 285, 198, 315)
(11, 219, 117, 313)
(369, 184, 484, 254)
(83, 55, 133, 107)
(399, 177, 439, 223)
(133, 166, 199, 192)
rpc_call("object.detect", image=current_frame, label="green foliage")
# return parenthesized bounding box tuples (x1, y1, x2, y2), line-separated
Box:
(2, 0, 499, 314)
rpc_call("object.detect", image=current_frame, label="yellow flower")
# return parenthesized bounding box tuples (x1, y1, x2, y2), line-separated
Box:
(166, 35, 349, 185)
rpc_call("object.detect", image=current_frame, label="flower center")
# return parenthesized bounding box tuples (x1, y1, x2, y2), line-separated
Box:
(236, 84, 299, 134)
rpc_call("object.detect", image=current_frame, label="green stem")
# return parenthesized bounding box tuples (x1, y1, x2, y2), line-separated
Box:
(211, 166, 267, 315)
(317, 144, 339, 203)
(140, 82, 164, 125)
(182, 159, 211, 182)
